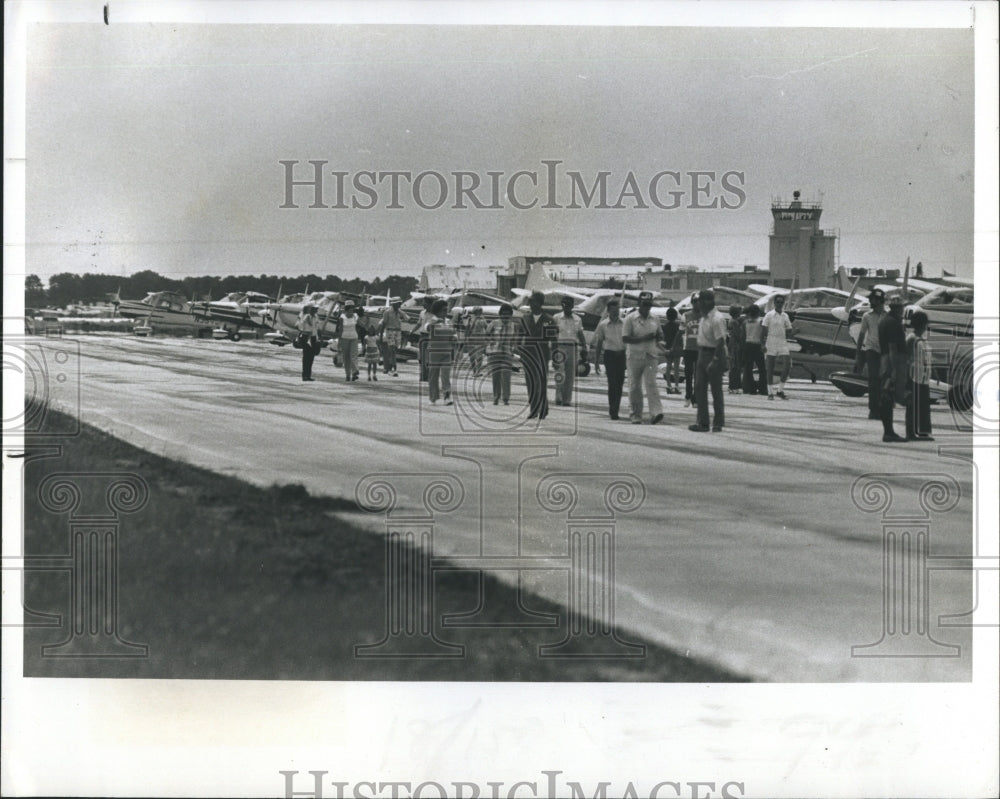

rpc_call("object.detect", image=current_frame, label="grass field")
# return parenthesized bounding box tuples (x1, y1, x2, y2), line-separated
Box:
(22, 410, 746, 681)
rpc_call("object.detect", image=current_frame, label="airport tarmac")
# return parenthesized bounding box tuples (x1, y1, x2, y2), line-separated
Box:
(31, 334, 976, 681)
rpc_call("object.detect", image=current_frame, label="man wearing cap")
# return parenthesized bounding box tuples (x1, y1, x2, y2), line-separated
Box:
(553, 296, 588, 406)
(877, 294, 910, 442)
(623, 291, 665, 425)
(378, 299, 403, 376)
(855, 288, 887, 419)
(681, 293, 702, 408)
(517, 291, 557, 419)
(689, 289, 728, 432)
(594, 298, 626, 419)
(762, 294, 794, 400)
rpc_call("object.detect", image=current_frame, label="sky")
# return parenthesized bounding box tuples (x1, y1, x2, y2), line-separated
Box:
(22, 18, 978, 283)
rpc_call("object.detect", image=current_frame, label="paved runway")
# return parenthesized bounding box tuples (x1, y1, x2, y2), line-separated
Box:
(34, 335, 975, 681)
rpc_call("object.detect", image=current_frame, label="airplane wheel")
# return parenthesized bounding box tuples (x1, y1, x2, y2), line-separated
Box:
(576, 360, 590, 378)
(230, 332, 242, 342)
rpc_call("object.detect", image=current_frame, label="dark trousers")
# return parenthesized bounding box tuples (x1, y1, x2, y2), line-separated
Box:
(522, 349, 549, 418)
(418, 335, 429, 381)
(695, 348, 725, 428)
(488, 353, 512, 402)
(683, 349, 698, 400)
(603, 350, 626, 418)
(729, 350, 743, 391)
(301, 339, 316, 379)
(742, 342, 766, 395)
(866, 350, 882, 416)
(878, 379, 896, 436)
(906, 381, 932, 438)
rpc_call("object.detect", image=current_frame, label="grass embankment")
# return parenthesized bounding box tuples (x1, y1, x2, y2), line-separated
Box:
(23, 411, 746, 681)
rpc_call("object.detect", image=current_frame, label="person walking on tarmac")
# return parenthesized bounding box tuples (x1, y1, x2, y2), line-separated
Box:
(335, 301, 366, 382)
(517, 291, 557, 420)
(296, 304, 320, 382)
(378, 299, 404, 376)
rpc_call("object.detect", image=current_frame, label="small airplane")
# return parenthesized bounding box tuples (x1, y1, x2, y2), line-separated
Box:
(793, 260, 975, 410)
(191, 291, 274, 341)
(112, 290, 215, 337)
(255, 290, 346, 346)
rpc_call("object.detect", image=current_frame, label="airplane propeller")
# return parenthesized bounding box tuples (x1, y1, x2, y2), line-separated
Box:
(831, 274, 862, 347)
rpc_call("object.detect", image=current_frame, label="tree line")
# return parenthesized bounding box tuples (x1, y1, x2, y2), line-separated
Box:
(27, 271, 420, 310)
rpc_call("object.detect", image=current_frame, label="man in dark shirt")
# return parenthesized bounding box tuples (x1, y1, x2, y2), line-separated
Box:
(876, 295, 910, 443)
(518, 291, 557, 420)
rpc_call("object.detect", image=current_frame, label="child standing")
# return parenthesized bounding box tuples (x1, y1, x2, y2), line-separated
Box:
(364, 332, 381, 381)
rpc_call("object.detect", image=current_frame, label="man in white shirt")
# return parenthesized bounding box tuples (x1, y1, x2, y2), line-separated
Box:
(622, 291, 664, 425)
(594, 298, 626, 419)
(853, 288, 887, 418)
(553, 296, 588, 406)
(762, 294, 795, 400)
(689, 289, 728, 432)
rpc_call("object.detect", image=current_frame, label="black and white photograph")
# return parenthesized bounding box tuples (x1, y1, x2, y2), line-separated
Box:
(3, 1, 998, 797)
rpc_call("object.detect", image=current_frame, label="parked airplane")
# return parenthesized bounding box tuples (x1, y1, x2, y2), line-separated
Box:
(113, 291, 215, 337)
(191, 291, 274, 340)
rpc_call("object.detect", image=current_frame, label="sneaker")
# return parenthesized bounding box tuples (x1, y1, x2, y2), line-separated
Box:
(777, 391, 788, 400)
(392, 371, 398, 377)
(430, 399, 438, 404)
(630, 416, 642, 425)
(712, 425, 723, 432)
(445, 399, 453, 406)
(650, 413, 664, 425)
(684, 399, 692, 408)
(373, 375, 377, 381)
(367, 376, 371, 381)
(688, 424, 710, 432)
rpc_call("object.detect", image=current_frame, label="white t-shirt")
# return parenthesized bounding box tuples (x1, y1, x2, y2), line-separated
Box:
(762, 310, 792, 355)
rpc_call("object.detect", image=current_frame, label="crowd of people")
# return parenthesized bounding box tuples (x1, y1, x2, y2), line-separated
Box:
(293, 287, 935, 440)
(852, 288, 935, 442)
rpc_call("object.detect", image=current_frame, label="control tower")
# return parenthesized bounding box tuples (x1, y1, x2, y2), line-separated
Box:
(768, 191, 838, 288)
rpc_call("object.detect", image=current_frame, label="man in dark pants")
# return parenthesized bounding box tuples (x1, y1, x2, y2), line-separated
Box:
(689, 289, 728, 432)
(877, 295, 909, 443)
(594, 298, 626, 419)
(855, 288, 887, 420)
(517, 291, 556, 420)
(905, 310, 934, 441)
(741, 304, 767, 395)
(296, 304, 319, 381)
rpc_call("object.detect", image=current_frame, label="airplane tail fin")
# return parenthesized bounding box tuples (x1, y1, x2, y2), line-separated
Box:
(524, 263, 568, 294)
